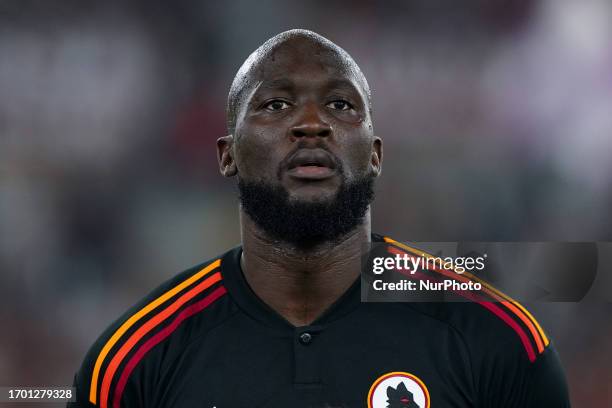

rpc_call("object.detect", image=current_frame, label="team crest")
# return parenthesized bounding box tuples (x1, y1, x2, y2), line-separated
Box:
(367, 372, 430, 408)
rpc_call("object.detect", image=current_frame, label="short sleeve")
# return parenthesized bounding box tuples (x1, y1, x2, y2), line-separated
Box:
(479, 341, 570, 408)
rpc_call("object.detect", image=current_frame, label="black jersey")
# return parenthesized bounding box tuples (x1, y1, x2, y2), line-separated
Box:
(69, 234, 570, 408)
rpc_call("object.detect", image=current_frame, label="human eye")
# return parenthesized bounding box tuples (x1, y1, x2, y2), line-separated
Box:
(262, 99, 291, 111)
(326, 99, 353, 111)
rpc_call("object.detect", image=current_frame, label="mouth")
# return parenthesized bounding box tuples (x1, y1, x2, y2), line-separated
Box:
(285, 149, 337, 180)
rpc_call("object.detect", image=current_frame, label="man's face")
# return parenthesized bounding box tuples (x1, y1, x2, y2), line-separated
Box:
(232, 40, 380, 203)
(219, 37, 382, 246)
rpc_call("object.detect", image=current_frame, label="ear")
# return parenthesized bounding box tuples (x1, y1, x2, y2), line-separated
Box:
(216, 135, 237, 177)
(371, 136, 383, 176)
(396, 382, 409, 394)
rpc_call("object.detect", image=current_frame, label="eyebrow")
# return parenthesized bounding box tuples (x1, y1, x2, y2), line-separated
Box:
(256, 77, 362, 96)
(324, 78, 363, 96)
(256, 78, 295, 92)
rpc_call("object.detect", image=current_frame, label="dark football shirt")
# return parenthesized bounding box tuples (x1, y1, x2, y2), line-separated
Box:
(69, 234, 570, 408)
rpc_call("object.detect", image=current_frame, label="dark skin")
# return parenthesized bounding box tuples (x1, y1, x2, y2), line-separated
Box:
(217, 35, 382, 326)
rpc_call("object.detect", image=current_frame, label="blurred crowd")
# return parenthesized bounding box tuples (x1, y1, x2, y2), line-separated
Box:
(0, 1, 610, 406)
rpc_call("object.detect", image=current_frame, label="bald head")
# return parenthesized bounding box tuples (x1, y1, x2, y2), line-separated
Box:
(226, 29, 372, 135)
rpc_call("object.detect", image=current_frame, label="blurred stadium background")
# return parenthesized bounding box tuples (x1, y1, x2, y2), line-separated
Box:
(0, 0, 610, 406)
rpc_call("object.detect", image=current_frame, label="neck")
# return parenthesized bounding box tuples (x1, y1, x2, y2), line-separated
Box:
(239, 209, 371, 327)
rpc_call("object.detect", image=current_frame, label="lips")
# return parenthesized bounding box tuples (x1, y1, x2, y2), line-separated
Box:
(285, 148, 337, 180)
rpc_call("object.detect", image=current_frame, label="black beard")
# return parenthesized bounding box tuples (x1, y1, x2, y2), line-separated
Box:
(238, 175, 375, 249)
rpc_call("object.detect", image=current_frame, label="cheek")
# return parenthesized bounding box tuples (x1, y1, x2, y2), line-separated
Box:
(234, 130, 283, 180)
(339, 134, 374, 179)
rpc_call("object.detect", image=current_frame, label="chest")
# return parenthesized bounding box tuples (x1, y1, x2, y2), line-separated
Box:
(152, 312, 475, 408)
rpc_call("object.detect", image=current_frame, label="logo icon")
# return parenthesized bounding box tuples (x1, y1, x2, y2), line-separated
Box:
(367, 372, 430, 408)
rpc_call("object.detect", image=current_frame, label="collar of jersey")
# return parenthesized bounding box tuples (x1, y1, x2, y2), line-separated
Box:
(220, 233, 385, 331)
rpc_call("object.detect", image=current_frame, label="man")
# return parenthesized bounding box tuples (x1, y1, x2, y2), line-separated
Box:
(70, 29, 570, 407)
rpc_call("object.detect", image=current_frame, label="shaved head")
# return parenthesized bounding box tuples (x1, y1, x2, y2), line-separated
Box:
(226, 29, 372, 135)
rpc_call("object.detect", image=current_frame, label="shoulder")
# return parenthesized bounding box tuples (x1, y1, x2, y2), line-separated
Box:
(70, 250, 236, 408)
(403, 301, 548, 364)
(376, 235, 550, 364)
(377, 235, 569, 406)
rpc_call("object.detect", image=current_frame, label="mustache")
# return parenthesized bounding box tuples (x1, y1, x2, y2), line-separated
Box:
(277, 141, 343, 180)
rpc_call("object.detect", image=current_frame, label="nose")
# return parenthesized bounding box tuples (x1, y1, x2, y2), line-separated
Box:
(290, 103, 332, 139)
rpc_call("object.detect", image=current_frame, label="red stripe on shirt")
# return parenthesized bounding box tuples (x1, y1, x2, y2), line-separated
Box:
(112, 285, 227, 408)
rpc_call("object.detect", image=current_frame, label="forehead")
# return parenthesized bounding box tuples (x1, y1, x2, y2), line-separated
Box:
(251, 42, 365, 97)
(263, 39, 353, 73)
